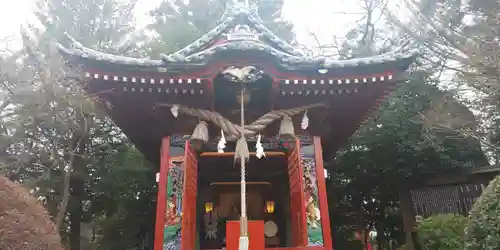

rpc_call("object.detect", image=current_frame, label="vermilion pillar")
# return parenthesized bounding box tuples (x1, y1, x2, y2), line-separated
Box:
(180, 141, 198, 250)
(287, 139, 308, 246)
(154, 137, 171, 250)
(313, 136, 334, 250)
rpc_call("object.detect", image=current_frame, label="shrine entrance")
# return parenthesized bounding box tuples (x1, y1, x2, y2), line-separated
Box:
(198, 154, 290, 249)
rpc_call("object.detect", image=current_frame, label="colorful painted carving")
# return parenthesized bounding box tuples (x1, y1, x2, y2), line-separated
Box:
(302, 156, 324, 246)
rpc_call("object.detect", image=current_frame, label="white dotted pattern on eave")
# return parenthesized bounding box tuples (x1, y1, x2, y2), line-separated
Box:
(84, 72, 203, 84)
(282, 74, 393, 85)
(84, 72, 205, 95)
(279, 74, 394, 96)
(84, 72, 395, 96)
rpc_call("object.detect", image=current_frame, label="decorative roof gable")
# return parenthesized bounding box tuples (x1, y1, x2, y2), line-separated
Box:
(57, 2, 418, 71)
(161, 2, 305, 62)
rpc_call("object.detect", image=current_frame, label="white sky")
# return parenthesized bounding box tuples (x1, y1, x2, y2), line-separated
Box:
(0, 0, 368, 53)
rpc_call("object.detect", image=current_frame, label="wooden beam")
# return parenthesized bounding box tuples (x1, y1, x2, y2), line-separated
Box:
(420, 166, 500, 187)
(209, 181, 271, 185)
(154, 137, 171, 250)
(200, 151, 285, 157)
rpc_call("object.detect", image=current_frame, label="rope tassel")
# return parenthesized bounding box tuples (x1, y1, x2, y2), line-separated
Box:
(234, 136, 250, 163)
(279, 115, 295, 140)
(191, 121, 209, 142)
(190, 121, 209, 150)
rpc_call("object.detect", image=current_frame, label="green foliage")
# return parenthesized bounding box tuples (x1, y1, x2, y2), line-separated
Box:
(336, 78, 486, 182)
(91, 146, 156, 250)
(464, 176, 500, 250)
(330, 76, 487, 249)
(35, 0, 141, 55)
(417, 214, 468, 250)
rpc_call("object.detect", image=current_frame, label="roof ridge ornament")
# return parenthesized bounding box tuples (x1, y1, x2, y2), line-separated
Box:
(226, 24, 260, 41)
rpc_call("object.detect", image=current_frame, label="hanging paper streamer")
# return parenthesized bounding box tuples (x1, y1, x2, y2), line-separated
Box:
(255, 134, 265, 159)
(217, 129, 226, 153)
(301, 109, 309, 130)
(171, 104, 179, 118)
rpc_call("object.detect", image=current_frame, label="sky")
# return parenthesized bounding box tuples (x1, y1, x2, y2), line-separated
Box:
(0, 0, 368, 53)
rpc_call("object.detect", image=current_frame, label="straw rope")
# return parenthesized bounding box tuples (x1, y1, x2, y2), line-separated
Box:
(157, 103, 327, 140)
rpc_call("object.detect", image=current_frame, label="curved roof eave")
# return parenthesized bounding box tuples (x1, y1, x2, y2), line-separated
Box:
(58, 36, 418, 71)
(57, 34, 163, 67)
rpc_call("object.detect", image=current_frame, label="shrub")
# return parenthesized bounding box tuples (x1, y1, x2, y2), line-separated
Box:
(0, 175, 63, 250)
(417, 214, 468, 250)
(465, 176, 500, 250)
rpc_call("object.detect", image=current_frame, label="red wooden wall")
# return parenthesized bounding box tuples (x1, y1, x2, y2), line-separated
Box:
(181, 141, 198, 250)
(287, 139, 309, 246)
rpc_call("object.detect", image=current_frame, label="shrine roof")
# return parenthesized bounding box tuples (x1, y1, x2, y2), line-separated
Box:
(57, 3, 418, 73)
(55, 3, 420, 166)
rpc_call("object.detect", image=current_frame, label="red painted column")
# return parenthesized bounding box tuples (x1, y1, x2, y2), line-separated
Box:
(313, 136, 334, 250)
(180, 141, 198, 250)
(154, 136, 171, 250)
(287, 139, 308, 246)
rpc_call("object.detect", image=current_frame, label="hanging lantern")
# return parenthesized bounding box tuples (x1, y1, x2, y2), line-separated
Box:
(205, 202, 214, 213)
(265, 200, 275, 214)
(190, 120, 209, 150)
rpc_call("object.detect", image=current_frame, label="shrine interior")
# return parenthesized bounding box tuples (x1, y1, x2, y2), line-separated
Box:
(197, 155, 292, 249)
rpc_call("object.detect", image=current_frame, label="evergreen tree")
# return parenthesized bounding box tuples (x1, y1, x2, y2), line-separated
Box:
(465, 176, 500, 250)
(147, 0, 295, 55)
(1, 0, 152, 249)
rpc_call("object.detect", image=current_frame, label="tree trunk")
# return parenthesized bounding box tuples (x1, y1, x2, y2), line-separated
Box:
(55, 135, 84, 229)
(69, 128, 87, 250)
(55, 167, 72, 229)
(69, 175, 84, 250)
(376, 195, 387, 249)
(353, 190, 365, 235)
(398, 189, 416, 250)
(69, 146, 85, 250)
